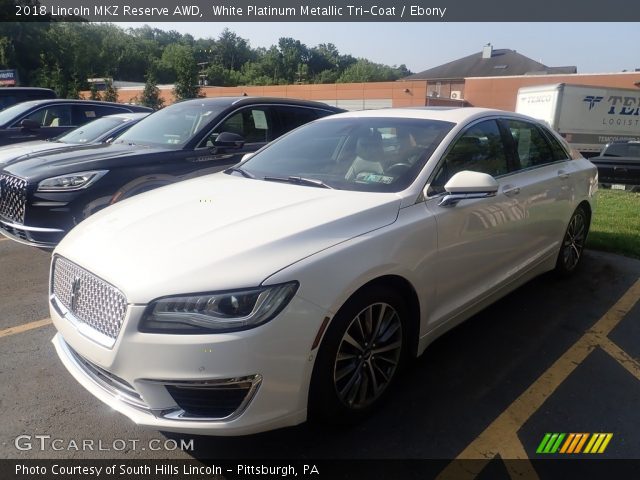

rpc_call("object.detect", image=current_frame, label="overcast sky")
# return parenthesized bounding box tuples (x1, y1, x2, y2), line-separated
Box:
(120, 22, 640, 74)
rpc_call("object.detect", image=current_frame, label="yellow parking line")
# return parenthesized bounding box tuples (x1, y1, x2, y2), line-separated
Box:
(0, 318, 52, 338)
(599, 337, 640, 382)
(437, 278, 640, 478)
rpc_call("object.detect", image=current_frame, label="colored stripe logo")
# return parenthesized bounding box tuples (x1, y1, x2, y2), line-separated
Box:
(536, 433, 613, 454)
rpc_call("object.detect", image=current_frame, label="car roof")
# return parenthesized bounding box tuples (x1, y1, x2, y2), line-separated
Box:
(325, 107, 542, 124)
(0, 87, 56, 94)
(6, 99, 150, 109)
(176, 96, 345, 111)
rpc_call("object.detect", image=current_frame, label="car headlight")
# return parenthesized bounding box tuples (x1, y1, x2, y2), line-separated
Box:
(139, 282, 299, 334)
(37, 170, 108, 192)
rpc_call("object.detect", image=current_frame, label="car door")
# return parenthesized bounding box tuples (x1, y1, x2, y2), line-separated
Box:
(500, 118, 575, 258)
(196, 106, 275, 170)
(423, 118, 533, 325)
(7, 104, 73, 143)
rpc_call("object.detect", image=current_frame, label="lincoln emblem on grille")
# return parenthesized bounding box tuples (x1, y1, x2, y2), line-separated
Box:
(70, 276, 81, 313)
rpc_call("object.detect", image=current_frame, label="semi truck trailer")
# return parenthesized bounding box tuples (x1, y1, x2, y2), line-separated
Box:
(515, 83, 640, 157)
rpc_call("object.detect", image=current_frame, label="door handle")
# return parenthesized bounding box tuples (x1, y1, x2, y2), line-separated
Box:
(558, 170, 570, 180)
(503, 186, 520, 196)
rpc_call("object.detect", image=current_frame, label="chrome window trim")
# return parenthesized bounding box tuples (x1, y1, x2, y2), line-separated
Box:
(421, 115, 570, 201)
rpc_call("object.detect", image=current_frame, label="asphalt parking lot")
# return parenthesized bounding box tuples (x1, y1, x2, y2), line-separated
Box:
(1, 236, 640, 473)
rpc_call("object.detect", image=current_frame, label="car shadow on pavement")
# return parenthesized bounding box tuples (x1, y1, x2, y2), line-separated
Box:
(161, 251, 639, 461)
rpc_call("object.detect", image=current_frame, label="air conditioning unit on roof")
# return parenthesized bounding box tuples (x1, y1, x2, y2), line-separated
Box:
(450, 90, 463, 100)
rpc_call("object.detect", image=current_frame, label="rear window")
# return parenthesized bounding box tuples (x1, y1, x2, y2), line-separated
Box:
(602, 143, 640, 158)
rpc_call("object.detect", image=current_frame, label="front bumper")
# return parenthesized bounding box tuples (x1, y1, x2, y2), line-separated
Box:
(51, 297, 328, 436)
(0, 217, 64, 248)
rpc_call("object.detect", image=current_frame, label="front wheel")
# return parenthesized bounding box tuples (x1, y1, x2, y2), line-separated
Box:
(309, 285, 407, 424)
(555, 205, 589, 276)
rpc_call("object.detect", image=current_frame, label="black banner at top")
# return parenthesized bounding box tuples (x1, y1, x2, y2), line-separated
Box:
(6, 0, 640, 22)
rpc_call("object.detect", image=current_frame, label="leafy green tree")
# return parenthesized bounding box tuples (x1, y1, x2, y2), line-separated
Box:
(89, 83, 101, 100)
(277, 37, 309, 83)
(337, 59, 404, 83)
(214, 28, 254, 71)
(141, 68, 164, 110)
(166, 45, 200, 100)
(103, 79, 118, 102)
(0, 22, 411, 95)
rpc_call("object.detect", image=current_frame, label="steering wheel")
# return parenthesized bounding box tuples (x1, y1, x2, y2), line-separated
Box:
(385, 163, 412, 177)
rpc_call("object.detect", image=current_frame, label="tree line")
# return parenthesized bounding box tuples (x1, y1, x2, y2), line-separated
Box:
(0, 22, 412, 106)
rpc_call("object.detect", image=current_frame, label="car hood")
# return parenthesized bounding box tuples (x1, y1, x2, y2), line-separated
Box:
(0, 140, 70, 166)
(55, 173, 402, 303)
(2, 143, 169, 179)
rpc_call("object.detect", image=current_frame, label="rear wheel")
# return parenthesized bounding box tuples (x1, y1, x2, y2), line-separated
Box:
(309, 285, 407, 423)
(555, 205, 589, 276)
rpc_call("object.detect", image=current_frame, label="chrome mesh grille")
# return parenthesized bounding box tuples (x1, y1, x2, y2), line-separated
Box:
(0, 174, 27, 224)
(52, 256, 128, 340)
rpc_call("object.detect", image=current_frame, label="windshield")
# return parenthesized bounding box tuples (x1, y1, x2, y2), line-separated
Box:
(0, 101, 38, 127)
(115, 102, 224, 149)
(239, 117, 454, 192)
(56, 117, 124, 144)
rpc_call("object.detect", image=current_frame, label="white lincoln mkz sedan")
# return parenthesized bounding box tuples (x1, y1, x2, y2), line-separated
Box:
(50, 108, 597, 435)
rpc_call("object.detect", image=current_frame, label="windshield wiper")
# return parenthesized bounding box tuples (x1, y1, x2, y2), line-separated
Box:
(225, 166, 256, 178)
(263, 176, 334, 189)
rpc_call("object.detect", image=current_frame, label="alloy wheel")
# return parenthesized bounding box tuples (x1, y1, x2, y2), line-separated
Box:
(333, 302, 403, 409)
(562, 210, 586, 271)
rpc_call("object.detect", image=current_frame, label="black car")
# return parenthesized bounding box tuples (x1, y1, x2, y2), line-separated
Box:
(0, 99, 152, 147)
(0, 87, 57, 110)
(0, 96, 344, 247)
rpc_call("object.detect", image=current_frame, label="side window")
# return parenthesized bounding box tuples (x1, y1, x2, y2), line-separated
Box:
(430, 120, 508, 193)
(506, 120, 557, 169)
(23, 105, 73, 127)
(273, 106, 319, 137)
(207, 107, 272, 146)
(544, 130, 571, 161)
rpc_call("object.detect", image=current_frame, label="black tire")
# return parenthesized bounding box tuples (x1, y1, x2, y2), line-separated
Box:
(309, 284, 408, 424)
(555, 204, 589, 277)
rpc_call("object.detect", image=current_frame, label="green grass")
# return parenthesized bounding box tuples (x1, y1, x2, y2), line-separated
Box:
(586, 189, 640, 259)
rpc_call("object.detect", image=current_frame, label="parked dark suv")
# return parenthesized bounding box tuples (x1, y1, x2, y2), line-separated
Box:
(0, 87, 56, 110)
(0, 96, 344, 247)
(0, 99, 152, 147)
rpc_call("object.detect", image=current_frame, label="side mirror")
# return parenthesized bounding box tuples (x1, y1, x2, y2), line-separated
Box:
(213, 131, 245, 150)
(20, 119, 40, 131)
(438, 170, 498, 207)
